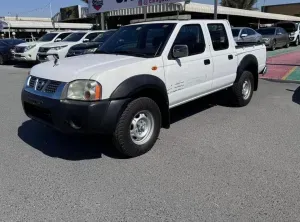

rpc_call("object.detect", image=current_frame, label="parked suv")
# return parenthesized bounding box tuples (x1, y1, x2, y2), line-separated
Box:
(0, 38, 25, 65)
(13, 32, 72, 63)
(66, 30, 116, 58)
(37, 31, 104, 62)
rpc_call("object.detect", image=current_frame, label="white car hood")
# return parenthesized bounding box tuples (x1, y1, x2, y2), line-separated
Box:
(42, 41, 77, 48)
(17, 41, 51, 47)
(30, 54, 147, 82)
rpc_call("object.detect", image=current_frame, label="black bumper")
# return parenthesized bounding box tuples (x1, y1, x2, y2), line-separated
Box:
(21, 90, 129, 134)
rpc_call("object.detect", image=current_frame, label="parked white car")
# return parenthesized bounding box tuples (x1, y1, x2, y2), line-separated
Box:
(13, 31, 73, 62)
(37, 31, 105, 63)
(22, 20, 267, 157)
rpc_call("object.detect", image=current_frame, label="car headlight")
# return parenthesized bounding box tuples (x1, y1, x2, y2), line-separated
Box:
(290, 32, 295, 36)
(263, 38, 270, 41)
(85, 48, 97, 53)
(52, 45, 68, 51)
(25, 45, 36, 51)
(66, 80, 102, 101)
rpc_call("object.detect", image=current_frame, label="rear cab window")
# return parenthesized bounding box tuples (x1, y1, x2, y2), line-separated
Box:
(207, 23, 229, 51)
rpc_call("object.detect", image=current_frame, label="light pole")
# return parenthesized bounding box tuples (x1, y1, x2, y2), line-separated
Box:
(214, 0, 218, 19)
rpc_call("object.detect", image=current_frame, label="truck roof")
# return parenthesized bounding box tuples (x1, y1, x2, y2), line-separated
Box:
(127, 19, 229, 26)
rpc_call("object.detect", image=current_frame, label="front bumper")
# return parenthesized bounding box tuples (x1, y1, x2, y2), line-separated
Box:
(14, 52, 36, 62)
(21, 89, 129, 134)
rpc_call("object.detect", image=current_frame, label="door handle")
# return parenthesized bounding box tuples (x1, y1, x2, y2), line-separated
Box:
(228, 55, 233, 60)
(204, 59, 210, 65)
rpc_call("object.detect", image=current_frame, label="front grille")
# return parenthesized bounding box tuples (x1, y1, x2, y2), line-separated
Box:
(27, 76, 62, 94)
(15, 46, 26, 53)
(39, 47, 50, 53)
(45, 81, 61, 93)
(24, 102, 52, 124)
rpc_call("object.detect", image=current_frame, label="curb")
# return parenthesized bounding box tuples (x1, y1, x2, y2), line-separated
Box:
(261, 78, 300, 84)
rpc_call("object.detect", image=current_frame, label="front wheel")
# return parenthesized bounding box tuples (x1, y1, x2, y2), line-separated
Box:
(295, 37, 299, 46)
(113, 97, 162, 157)
(271, 40, 276, 51)
(231, 71, 254, 107)
(285, 41, 290, 48)
(0, 55, 4, 65)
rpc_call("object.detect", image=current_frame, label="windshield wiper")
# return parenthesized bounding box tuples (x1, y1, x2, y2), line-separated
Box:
(112, 50, 149, 58)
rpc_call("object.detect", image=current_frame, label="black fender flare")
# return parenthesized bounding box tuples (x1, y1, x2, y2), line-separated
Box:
(110, 74, 170, 129)
(236, 54, 259, 91)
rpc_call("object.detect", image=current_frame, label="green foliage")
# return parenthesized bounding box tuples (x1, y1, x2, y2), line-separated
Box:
(221, 0, 257, 10)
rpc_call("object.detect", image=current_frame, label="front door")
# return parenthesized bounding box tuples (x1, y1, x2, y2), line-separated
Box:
(163, 23, 213, 108)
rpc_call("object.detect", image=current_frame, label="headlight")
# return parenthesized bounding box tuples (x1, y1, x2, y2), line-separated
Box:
(66, 80, 102, 101)
(52, 45, 67, 51)
(263, 38, 270, 41)
(25, 45, 36, 51)
(85, 48, 97, 53)
(290, 32, 296, 36)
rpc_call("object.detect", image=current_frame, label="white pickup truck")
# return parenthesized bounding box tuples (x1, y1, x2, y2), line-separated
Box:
(21, 20, 267, 157)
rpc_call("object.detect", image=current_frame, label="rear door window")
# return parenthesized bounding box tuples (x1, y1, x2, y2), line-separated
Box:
(207, 23, 229, 51)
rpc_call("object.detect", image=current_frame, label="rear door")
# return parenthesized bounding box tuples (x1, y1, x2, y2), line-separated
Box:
(206, 22, 237, 90)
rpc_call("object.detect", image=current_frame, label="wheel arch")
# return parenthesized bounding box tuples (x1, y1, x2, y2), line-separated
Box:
(110, 74, 170, 129)
(236, 54, 259, 91)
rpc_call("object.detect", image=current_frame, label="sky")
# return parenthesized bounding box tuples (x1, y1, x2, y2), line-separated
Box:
(0, 0, 299, 18)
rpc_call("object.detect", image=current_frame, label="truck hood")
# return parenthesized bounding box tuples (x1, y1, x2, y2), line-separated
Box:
(30, 54, 147, 82)
(42, 41, 76, 48)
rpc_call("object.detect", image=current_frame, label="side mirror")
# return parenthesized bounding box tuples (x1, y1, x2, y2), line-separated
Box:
(241, 34, 248, 38)
(55, 38, 62, 42)
(173, 45, 189, 59)
(83, 38, 89, 42)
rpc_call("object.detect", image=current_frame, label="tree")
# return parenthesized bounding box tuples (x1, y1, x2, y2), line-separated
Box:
(221, 0, 257, 10)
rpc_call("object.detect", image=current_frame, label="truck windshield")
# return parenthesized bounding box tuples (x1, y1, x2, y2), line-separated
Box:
(276, 23, 297, 32)
(232, 29, 241, 37)
(96, 23, 176, 58)
(38, 33, 58, 42)
(62, 32, 86, 42)
(92, 31, 116, 43)
(256, 28, 276, 35)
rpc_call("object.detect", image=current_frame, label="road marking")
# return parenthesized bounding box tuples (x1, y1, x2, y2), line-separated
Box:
(282, 66, 297, 80)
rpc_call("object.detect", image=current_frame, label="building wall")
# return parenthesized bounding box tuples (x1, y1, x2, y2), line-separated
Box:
(263, 4, 300, 17)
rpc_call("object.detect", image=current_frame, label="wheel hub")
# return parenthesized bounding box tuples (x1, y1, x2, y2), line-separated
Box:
(242, 79, 251, 100)
(130, 111, 154, 145)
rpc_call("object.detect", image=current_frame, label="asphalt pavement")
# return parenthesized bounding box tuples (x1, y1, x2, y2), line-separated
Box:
(1, 64, 300, 221)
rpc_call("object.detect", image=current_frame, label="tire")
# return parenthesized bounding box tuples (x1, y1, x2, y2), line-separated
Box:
(285, 41, 290, 48)
(295, 37, 299, 46)
(271, 40, 276, 51)
(0, 55, 4, 65)
(231, 71, 254, 107)
(113, 97, 162, 157)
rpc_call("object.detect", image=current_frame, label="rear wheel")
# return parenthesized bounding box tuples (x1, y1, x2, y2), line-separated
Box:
(113, 97, 162, 157)
(231, 71, 254, 107)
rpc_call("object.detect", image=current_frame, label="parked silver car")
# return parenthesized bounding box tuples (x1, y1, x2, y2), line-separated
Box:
(256, 27, 290, 51)
(232, 27, 262, 43)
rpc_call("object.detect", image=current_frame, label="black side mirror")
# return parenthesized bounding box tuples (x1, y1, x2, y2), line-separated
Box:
(173, 45, 189, 59)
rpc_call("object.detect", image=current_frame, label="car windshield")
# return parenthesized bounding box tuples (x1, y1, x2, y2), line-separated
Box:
(92, 31, 116, 43)
(96, 23, 176, 58)
(62, 32, 86, 42)
(37, 33, 58, 42)
(256, 28, 276, 35)
(277, 23, 297, 32)
(232, 29, 241, 37)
